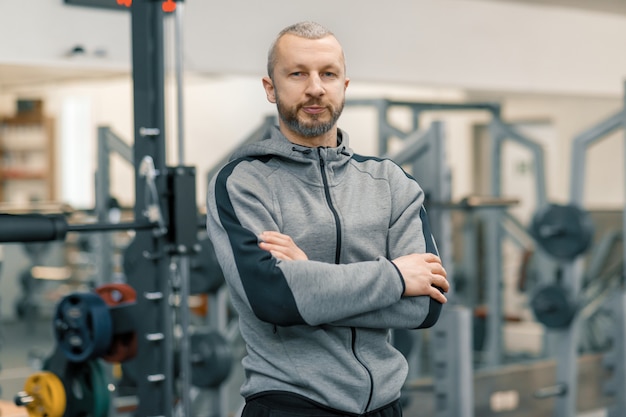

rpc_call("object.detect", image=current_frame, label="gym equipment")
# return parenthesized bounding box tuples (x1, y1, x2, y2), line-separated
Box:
(1, 3, 204, 417)
(14, 241, 52, 321)
(95, 283, 139, 363)
(43, 349, 110, 417)
(53, 291, 113, 362)
(189, 236, 225, 294)
(124, 328, 233, 389)
(189, 330, 233, 388)
(124, 234, 225, 295)
(53, 285, 139, 364)
(0, 213, 155, 244)
(530, 284, 577, 329)
(15, 353, 111, 417)
(14, 371, 66, 417)
(543, 84, 626, 417)
(530, 203, 594, 261)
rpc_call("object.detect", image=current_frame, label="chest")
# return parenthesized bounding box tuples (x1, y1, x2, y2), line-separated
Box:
(274, 178, 392, 263)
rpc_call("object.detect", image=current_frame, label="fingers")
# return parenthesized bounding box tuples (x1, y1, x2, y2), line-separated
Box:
(432, 273, 450, 293)
(393, 252, 450, 299)
(431, 286, 448, 304)
(258, 231, 308, 261)
(422, 252, 442, 264)
(259, 231, 293, 245)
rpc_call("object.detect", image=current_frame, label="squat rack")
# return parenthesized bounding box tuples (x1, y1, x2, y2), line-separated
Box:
(0, 2, 193, 417)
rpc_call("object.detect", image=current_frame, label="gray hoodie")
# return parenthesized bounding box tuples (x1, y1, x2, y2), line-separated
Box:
(206, 125, 443, 415)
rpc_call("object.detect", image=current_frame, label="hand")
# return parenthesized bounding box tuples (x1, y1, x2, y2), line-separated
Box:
(392, 253, 449, 303)
(258, 231, 308, 261)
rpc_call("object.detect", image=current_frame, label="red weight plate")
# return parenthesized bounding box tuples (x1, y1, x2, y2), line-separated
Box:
(95, 283, 136, 306)
(96, 283, 138, 363)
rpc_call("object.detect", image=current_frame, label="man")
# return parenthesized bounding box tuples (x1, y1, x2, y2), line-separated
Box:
(206, 21, 449, 417)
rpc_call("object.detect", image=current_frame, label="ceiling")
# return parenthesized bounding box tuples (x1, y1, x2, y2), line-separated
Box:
(1, 0, 626, 92)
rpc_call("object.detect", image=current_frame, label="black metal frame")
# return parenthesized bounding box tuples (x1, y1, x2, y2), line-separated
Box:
(128, 1, 174, 415)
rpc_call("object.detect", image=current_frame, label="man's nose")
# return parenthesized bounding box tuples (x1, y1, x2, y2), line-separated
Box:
(305, 74, 325, 96)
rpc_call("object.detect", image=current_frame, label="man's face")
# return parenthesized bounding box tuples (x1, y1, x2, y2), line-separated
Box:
(263, 34, 350, 145)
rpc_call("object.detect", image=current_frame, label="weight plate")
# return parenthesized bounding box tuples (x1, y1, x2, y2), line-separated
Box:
(95, 283, 138, 363)
(530, 203, 594, 261)
(95, 283, 137, 305)
(89, 360, 111, 417)
(44, 355, 111, 417)
(531, 284, 577, 329)
(103, 332, 138, 364)
(190, 236, 225, 294)
(22, 371, 66, 417)
(53, 292, 113, 362)
(190, 330, 233, 388)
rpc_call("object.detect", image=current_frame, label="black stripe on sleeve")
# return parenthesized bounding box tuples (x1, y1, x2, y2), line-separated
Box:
(214, 158, 305, 325)
(416, 206, 443, 329)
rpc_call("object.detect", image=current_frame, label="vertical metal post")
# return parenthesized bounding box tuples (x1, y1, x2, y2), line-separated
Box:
(378, 100, 390, 156)
(480, 206, 503, 368)
(95, 127, 113, 286)
(481, 117, 504, 368)
(171, 3, 192, 417)
(432, 307, 474, 417)
(130, 1, 174, 416)
(174, 1, 185, 165)
(429, 121, 474, 417)
(550, 263, 580, 417)
(178, 255, 192, 417)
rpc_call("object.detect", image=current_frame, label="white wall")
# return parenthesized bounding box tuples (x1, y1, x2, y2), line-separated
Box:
(501, 95, 624, 209)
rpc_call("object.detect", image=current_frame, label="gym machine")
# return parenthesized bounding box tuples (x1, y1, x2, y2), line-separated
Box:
(0, 1, 233, 417)
(526, 83, 626, 417)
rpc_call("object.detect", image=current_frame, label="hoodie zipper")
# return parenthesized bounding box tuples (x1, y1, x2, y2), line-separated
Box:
(317, 149, 342, 264)
(318, 148, 374, 413)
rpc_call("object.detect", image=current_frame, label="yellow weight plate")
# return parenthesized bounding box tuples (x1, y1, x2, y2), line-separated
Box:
(23, 371, 66, 417)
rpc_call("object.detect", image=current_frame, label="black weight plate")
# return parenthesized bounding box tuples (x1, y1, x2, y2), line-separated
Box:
(530, 203, 594, 261)
(190, 330, 233, 388)
(190, 236, 225, 294)
(531, 284, 577, 329)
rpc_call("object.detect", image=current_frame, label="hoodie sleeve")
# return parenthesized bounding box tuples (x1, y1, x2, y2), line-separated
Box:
(330, 164, 444, 329)
(206, 158, 406, 327)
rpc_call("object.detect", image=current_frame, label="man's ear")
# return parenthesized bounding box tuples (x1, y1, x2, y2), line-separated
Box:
(262, 76, 276, 103)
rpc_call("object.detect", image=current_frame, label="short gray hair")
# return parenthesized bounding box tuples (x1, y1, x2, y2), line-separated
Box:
(267, 21, 338, 79)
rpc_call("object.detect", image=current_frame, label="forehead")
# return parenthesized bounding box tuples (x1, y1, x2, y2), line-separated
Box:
(275, 34, 345, 69)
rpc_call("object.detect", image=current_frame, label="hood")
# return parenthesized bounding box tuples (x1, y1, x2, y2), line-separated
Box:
(230, 125, 353, 163)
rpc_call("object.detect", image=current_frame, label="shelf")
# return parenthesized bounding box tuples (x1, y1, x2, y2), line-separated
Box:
(0, 169, 48, 180)
(0, 102, 55, 203)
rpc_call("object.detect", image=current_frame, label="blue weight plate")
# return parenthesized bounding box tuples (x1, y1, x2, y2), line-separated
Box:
(53, 292, 113, 362)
